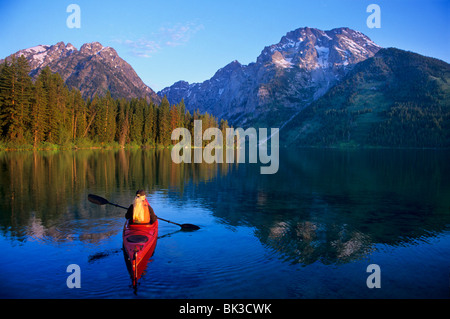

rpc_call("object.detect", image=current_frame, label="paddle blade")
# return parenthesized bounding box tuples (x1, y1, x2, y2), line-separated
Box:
(180, 223, 200, 230)
(88, 194, 110, 206)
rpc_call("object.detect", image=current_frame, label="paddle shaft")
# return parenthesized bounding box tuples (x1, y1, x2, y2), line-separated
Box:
(109, 202, 128, 210)
(106, 202, 183, 227)
(88, 194, 199, 230)
(155, 216, 184, 228)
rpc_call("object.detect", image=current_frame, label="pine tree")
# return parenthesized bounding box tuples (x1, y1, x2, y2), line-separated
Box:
(39, 67, 67, 144)
(70, 88, 86, 141)
(185, 109, 193, 135)
(130, 98, 145, 143)
(0, 58, 15, 140)
(143, 101, 156, 145)
(15, 55, 32, 143)
(105, 93, 117, 143)
(116, 98, 130, 146)
(0, 56, 26, 142)
(30, 78, 48, 147)
(94, 91, 116, 143)
(157, 96, 171, 146)
(178, 99, 186, 128)
(83, 94, 100, 139)
(169, 103, 180, 132)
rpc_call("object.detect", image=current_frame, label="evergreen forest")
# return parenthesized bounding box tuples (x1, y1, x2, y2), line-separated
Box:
(0, 56, 229, 150)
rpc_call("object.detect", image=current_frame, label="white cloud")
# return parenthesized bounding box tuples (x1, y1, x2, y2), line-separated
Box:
(125, 38, 161, 58)
(160, 22, 204, 47)
(118, 22, 204, 58)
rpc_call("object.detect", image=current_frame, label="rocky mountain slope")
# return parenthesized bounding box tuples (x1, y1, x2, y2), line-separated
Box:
(282, 48, 450, 147)
(1, 41, 160, 102)
(159, 27, 381, 128)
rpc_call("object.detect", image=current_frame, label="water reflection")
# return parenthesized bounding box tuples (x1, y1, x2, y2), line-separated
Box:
(0, 149, 235, 244)
(174, 148, 450, 264)
(0, 148, 449, 266)
(260, 220, 373, 265)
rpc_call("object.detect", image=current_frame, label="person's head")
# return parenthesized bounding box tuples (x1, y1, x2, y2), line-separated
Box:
(136, 189, 146, 198)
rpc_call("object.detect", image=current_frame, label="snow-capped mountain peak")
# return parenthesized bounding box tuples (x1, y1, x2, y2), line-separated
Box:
(159, 27, 381, 127)
(1, 42, 160, 102)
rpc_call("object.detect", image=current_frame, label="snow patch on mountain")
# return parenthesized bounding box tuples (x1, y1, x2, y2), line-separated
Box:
(272, 51, 293, 69)
(315, 46, 330, 68)
(24, 45, 50, 54)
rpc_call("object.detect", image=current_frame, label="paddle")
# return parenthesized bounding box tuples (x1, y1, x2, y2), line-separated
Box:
(88, 194, 200, 230)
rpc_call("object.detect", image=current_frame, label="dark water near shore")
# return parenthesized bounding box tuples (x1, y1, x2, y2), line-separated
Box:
(0, 148, 449, 298)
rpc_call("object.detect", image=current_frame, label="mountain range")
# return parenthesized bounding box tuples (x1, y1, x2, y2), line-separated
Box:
(0, 41, 160, 103)
(158, 26, 449, 147)
(2, 26, 449, 147)
(159, 27, 382, 128)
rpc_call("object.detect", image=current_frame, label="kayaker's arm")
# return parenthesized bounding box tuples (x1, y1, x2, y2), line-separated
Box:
(125, 205, 133, 220)
(148, 204, 157, 224)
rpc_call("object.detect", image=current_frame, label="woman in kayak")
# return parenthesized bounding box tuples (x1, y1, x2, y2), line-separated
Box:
(125, 190, 157, 224)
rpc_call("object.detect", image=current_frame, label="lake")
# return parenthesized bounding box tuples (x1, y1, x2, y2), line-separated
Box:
(0, 148, 449, 299)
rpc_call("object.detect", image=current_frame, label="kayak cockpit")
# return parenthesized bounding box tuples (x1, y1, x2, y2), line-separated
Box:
(126, 235, 149, 243)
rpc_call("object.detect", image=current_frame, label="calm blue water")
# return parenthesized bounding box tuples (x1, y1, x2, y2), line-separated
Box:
(0, 148, 449, 298)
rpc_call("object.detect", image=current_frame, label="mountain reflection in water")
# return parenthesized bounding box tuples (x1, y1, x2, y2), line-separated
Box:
(0, 148, 449, 267)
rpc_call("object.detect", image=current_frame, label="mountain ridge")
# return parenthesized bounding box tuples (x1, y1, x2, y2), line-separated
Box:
(1, 41, 160, 103)
(2, 26, 448, 148)
(158, 26, 381, 128)
(159, 26, 449, 147)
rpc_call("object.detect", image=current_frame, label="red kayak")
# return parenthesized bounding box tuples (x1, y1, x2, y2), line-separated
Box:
(122, 219, 158, 288)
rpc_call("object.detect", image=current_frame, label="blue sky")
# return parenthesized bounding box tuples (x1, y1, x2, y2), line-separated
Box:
(1, 0, 449, 91)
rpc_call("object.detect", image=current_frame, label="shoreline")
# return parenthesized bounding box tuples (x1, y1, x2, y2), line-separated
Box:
(1, 142, 448, 152)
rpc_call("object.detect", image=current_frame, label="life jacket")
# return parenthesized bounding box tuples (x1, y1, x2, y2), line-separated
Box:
(132, 196, 150, 223)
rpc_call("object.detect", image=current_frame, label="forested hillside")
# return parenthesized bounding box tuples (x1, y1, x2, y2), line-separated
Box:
(282, 48, 450, 148)
(0, 56, 228, 150)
